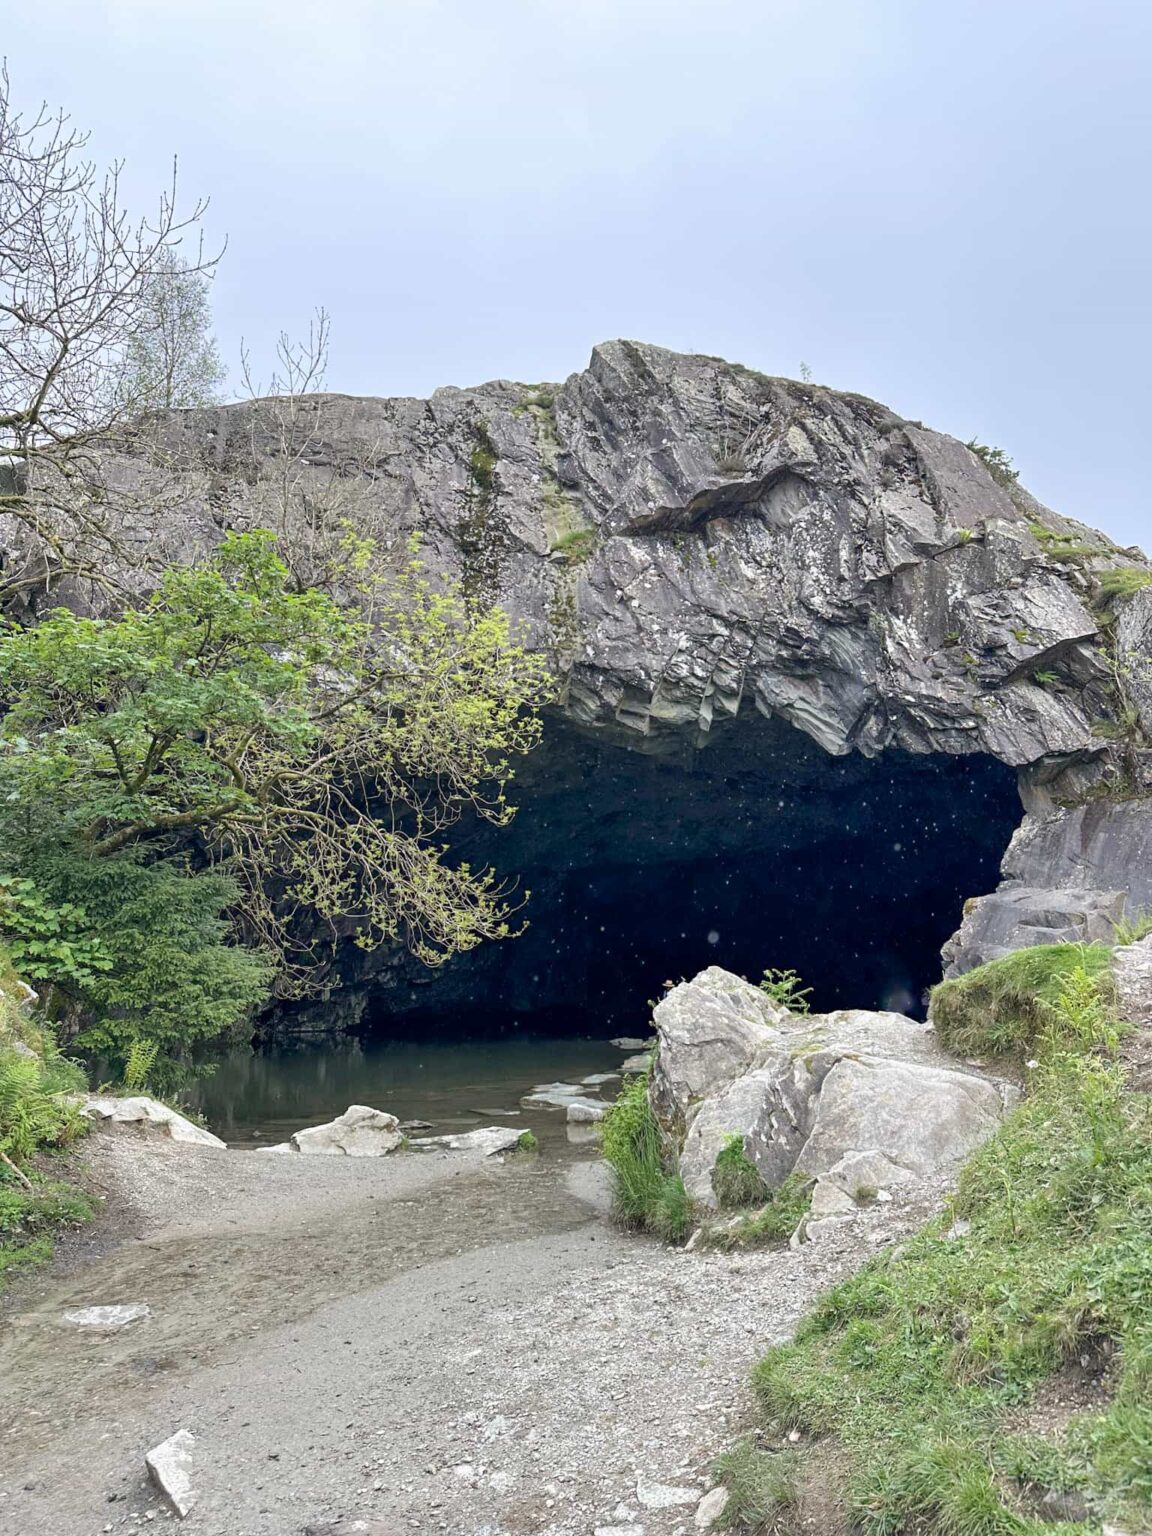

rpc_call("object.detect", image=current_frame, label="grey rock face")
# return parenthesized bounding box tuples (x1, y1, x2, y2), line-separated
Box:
(145, 1429, 196, 1518)
(943, 799, 1152, 974)
(653, 968, 1009, 1211)
(44, 340, 1152, 1005)
(113, 340, 1128, 769)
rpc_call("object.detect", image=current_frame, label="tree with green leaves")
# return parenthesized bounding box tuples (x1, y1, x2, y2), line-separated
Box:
(122, 252, 226, 410)
(0, 532, 550, 1023)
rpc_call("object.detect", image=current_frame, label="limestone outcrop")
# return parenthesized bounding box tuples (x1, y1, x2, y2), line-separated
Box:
(25, 340, 1152, 1015)
(651, 967, 1012, 1219)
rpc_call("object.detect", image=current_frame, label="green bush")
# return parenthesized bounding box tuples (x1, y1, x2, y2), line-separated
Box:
(712, 1133, 769, 1209)
(929, 943, 1115, 1058)
(25, 852, 272, 1086)
(600, 1074, 693, 1243)
(1096, 567, 1152, 602)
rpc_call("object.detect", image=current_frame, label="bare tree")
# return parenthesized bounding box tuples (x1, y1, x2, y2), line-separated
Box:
(0, 63, 219, 606)
(234, 309, 407, 594)
(122, 251, 225, 409)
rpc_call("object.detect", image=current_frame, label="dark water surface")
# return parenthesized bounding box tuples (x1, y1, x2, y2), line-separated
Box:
(191, 1036, 629, 1146)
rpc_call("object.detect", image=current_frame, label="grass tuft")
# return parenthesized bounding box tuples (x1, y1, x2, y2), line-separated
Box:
(712, 1133, 770, 1209)
(714, 1438, 799, 1531)
(600, 1074, 693, 1243)
(704, 1173, 813, 1251)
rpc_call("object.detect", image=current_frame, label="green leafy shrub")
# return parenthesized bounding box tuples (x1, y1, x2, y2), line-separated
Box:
(600, 1074, 693, 1243)
(515, 1129, 538, 1152)
(759, 967, 812, 1014)
(1115, 908, 1152, 946)
(712, 1133, 769, 1209)
(929, 942, 1114, 1057)
(966, 440, 1019, 487)
(25, 853, 272, 1087)
(0, 875, 112, 988)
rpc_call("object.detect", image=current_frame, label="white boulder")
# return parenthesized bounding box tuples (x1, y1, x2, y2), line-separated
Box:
(62, 1303, 150, 1330)
(411, 1126, 523, 1155)
(291, 1104, 403, 1156)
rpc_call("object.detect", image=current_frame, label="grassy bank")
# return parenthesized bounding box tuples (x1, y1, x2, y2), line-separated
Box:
(727, 944, 1152, 1535)
(0, 979, 93, 1289)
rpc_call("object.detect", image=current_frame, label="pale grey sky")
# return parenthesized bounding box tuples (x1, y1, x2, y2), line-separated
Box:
(6, 0, 1150, 545)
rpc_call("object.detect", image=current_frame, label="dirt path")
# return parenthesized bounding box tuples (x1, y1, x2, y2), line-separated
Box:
(0, 1128, 922, 1536)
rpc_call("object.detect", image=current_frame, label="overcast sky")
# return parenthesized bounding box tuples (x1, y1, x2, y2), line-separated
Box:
(5, 1, 1150, 545)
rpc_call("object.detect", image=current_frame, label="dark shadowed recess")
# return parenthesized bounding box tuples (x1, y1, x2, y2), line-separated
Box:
(330, 712, 1021, 1042)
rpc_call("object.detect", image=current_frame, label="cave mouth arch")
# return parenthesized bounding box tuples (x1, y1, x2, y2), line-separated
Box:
(350, 712, 1022, 1042)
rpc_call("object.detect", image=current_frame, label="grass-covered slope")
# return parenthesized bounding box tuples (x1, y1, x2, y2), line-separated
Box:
(726, 944, 1152, 1535)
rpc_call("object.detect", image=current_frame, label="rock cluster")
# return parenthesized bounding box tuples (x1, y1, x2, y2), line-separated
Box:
(651, 966, 1013, 1233)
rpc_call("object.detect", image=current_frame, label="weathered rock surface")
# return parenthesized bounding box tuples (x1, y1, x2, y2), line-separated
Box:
(944, 799, 1152, 974)
(82, 1096, 226, 1149)
(145, 1428, 196, 1518)
(291, 1105, 404, 1157)
(36, 340, 1152, 1023)
(653, 967, 1011, 1212)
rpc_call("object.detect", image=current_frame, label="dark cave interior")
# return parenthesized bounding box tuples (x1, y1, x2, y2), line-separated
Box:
(349, 713, 1023, 1042)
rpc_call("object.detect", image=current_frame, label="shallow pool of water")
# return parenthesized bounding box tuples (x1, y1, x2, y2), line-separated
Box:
(191, 1036, 630, 1146)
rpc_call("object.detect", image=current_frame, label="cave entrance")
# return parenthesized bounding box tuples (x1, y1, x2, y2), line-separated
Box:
(357, 713, 1022, 1041)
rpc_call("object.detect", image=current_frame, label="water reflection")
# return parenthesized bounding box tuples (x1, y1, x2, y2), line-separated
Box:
(191, 1036, 624, 1146)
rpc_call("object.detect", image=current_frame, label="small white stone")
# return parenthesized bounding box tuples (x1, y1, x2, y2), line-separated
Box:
(695, 1487, 729, 1529)
(637, 1481, 697, 1510)
(145, 1430, 196, 1519)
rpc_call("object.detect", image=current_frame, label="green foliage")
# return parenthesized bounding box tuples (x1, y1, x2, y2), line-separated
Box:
(712, 1133, 769, 1209)
(1033, 669, 1060, 687)
(515, 1129, 538, 1153)
(713, 1439, 799, 1530)
(759, 967, 812, 1014)
(1115, 909, 1152, 946)
(704, 1173, 813, 1251)
(24, 852, 272, 1082)
(0, 1177, 94, 1287)
(746, 953, 1152, 1535)
(548, 528, 598, 563)
(929, 943, 1115, 1058)
(1096, 567, 1152, 602)
(966, 440, 1019, 488)
(122, 1037, 160, 1093)
(600, 1074, 693, 1243)
(0, 531, 550, 995)
(0, 874, 112, 988)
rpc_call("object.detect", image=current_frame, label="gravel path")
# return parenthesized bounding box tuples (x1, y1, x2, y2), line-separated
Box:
(0, 1126, 933, 1536)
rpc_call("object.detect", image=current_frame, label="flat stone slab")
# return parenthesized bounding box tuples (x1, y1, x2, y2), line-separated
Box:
(62, 1303, 150, 1330)
(82, 1096, 226, 1149)
(411, 1126, 523, 1155)
(567, 1099, 607, 1123)
(582, 1072, 621, 1086)
(145, 1428, 196, 1518)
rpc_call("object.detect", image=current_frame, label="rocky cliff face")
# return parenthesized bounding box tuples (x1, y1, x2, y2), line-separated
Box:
(51, 341, 1152, 1024)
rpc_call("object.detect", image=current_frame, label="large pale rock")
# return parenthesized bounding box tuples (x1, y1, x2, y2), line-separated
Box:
(650, 967, 788, 1128)
(1117, 586, 1152, 737)
(679, 1059, 815, 1205)
(795, 1056, 1005, 1178)
(82, 1095, 225, 1149)
(653, 968, 1011, 1208)
(145, 1429, 196, 1518)
(291, 1104, 403, 1156)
